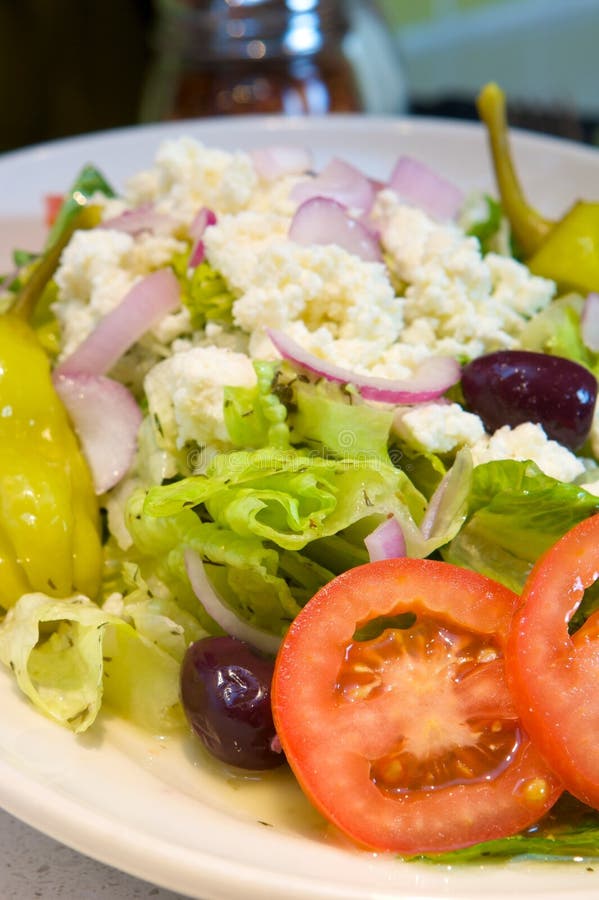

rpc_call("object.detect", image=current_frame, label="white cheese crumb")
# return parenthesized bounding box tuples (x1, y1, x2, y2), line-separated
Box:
(470, 423, 586, 482)
(373, 190, 556, 361)
(394, 403, 485, 454)
(144, 346, 257, 457)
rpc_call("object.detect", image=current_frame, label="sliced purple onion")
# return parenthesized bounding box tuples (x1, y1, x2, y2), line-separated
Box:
(419, 448, 472, 543)
(184, 549, 281, 656)
(290, 157, 375, 213)
(582, 292, 599, 352)
(100, 203, 176, 236)
(420, 474, 450, 541)
(189, 206, 217, 243)
(364, 516, 406, 562)
(267, 328, 461, 404)
(251, 145, 312, 181)
(54, 373, 142, 494)
(56, 268, 180, 377)
(188, 207, 217, 268)
(388, 156, 464, 221)
(289, 197, 382, 262)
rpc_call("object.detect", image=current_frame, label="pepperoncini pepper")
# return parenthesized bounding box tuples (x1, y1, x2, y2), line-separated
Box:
(477, 82, 599, 294)
(0, 313, 102, 609)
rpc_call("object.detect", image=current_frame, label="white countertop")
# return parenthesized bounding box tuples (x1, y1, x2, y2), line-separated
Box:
(0, 808, 191, 900)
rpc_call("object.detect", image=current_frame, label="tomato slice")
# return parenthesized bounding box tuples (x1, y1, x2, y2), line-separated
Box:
(507, 512, 599, 809)
(44, 193, 64, 228)
(272, 558, 561, 854)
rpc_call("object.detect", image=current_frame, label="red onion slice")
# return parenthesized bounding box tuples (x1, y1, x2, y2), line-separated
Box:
(290, 157, 375, 213)
(289, 197, 382, 262)
(54, 373, 142, 494)
(251, 145, 312, 181)
(364, 516, 406, 561)
(189, 206, 217, 243)
(56, 268, 180, 377)
(189, 207, 217, 268)
(100, 203, 176, 236)
(267, 328, 461, 404)
(420, 448, 472, 543)
(389, 156, 464, 221)
(582, 292, 599, 352)
(184, 549, 281, 656)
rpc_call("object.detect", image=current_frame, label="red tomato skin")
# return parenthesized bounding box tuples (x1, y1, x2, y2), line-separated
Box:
(44, 194, 64, 228)
(272, 558, 562, 855)
(506, 512, 599, 809)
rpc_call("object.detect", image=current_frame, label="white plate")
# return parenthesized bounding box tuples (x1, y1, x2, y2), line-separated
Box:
(1, 116, 599, 900)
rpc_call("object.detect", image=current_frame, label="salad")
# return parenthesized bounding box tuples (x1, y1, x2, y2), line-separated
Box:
(2, 83, 599, 862)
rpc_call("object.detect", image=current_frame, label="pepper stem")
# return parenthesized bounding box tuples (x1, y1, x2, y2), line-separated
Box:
(476, 82, 553, 257)
(13, 204, 100, 322)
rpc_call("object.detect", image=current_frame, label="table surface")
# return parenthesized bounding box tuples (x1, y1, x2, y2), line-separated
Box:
(0, 808, 192, 900)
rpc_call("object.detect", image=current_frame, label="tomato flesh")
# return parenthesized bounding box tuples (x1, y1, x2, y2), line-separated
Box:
(507, 512, 599, 808)
(272, 558, 562, 854)
(339, 621, 520, 795)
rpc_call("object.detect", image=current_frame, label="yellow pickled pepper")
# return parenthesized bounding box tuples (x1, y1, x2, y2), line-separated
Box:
(0, 314, 102, 609)
(477, 82, 599, 295)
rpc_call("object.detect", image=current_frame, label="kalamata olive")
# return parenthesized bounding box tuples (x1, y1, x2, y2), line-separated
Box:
(461, 350, 597, 451)
(180, 635, 284, 770)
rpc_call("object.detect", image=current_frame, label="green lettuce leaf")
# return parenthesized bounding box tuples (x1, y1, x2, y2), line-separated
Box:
(143, 447, 427, 552)
(520, 293, 599, 374)
(177, 259, 236, 328)
(133, 448, 429, 634)
(223, 360, 290, 450)
(443, 459, 599, 591)
(224, 361, 395, 462)
(118, 563, 207, 660)
(46, 164, 115, 249)
(125, 488, 302, 635)
(290, 380, 395, 461)
(464, 193, 502, 253)
(0, 593, 183, 734)
(413, 796, 599, 863)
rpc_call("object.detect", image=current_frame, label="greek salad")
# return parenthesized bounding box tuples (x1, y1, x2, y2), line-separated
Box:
(2, 83, 599, 861)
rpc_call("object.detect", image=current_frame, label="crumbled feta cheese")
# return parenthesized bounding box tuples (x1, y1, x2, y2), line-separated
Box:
(580, 478, 599, 497)
(144, 346, 257, 459)
(204, 211, 291, 294)
(373, 190, 555, 361)
(205, 214, 403, 371)
(470, 423, 585, 482)
(53, 227, 187, 358)
(125, 138, 258, 227)
(394, 403, 485, 454)
(245, 174, 303, 217)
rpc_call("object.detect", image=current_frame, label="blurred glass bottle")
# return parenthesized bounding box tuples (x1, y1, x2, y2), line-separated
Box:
(140, 0, 406, 120)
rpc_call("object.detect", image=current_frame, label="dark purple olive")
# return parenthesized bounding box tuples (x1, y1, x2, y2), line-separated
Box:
(180, 635, 284, 770)
(461, 350, 597, 451)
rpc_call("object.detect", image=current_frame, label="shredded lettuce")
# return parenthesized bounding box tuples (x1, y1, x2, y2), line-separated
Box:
(126, 488, 302, 635)
(223, 360, 290, 450)
(177, 259, 236, 328)
(46, 165, 115, 249)
(520, 293, 599, 375)
(224, 360, 395, 462)
(129, 447, 431, 635)
(0, 592, 183, 733)
(143, 447, 426, 552)
(412, 796, 599, 863)
(443, 459, 599, 591)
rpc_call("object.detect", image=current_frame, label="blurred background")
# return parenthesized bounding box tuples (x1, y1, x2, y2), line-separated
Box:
(1, 0, 598, 154)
